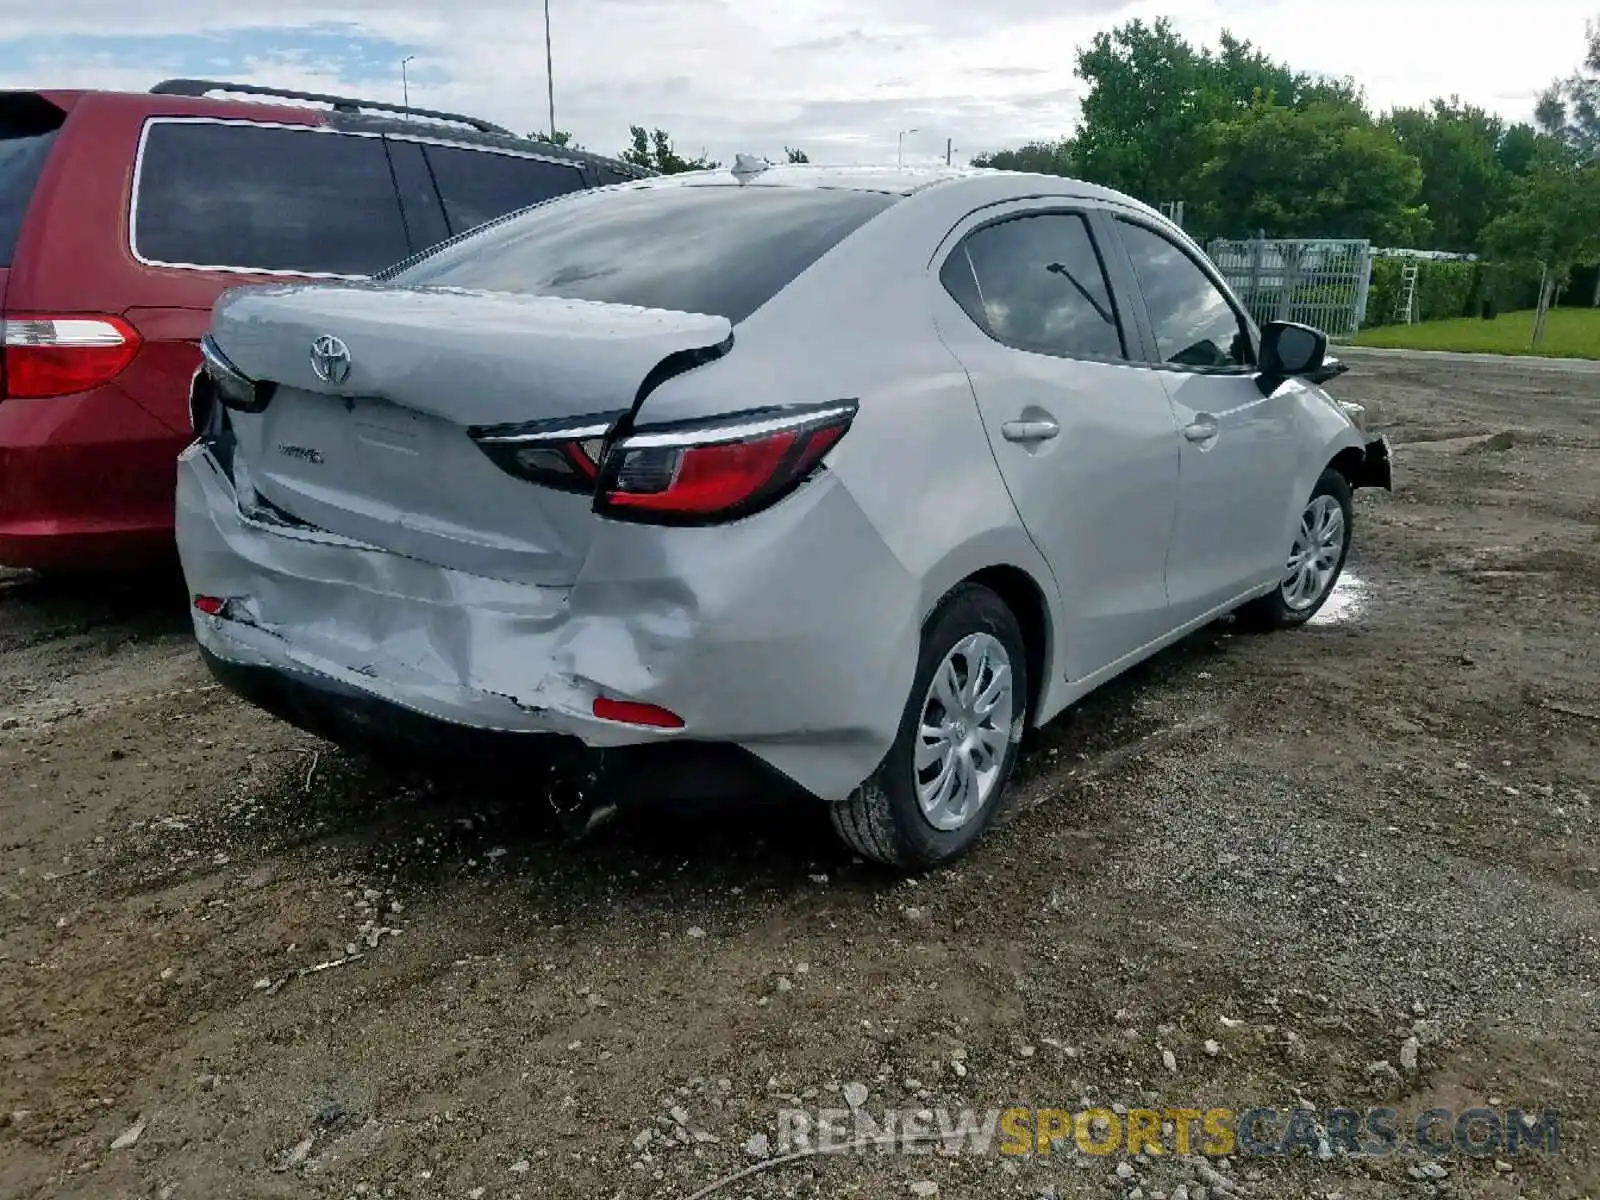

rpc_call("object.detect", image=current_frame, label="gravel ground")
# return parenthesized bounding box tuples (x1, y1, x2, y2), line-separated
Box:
(1, 353, 1596, 1200)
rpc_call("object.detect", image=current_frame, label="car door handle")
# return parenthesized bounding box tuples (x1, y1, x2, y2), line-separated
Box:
(1001, 418, 1060, 443)
(1183, 414, 1220, 442)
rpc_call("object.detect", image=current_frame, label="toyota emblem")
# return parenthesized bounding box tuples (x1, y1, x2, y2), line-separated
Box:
(309, 335, 352, 385)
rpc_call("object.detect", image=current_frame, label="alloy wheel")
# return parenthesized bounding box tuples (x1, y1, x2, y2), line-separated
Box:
(1281, 494, 1345, 611)
(913, 632, 1015, 831)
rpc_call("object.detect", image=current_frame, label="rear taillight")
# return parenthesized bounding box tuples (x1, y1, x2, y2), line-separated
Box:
(1, 314, 142, 400)
(469, 414, 624, 493)
(200, 334, 275, 413)
(591, 696, 685, 728)
(597, 402, 857, 524)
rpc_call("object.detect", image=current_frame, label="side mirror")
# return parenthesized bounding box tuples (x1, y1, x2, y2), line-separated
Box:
(1257, 320, 1328, 395)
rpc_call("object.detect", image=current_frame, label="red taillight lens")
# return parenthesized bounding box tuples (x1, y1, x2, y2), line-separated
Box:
(591, 696, 685, 728)
(598, 402, 856, 524)
(192, 594, 227, 616)
(2, 314, 142, 400)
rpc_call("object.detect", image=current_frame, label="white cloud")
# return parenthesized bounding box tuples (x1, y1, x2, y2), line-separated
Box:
(0, 0, 1591, 165)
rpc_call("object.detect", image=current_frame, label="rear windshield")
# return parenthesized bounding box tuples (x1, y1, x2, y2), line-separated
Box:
(389, 183, 900, 324)
(0, 97, 66, 267)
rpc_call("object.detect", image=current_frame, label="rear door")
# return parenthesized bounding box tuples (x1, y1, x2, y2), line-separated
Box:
(417, 142, 587, 236)
(1107, 215, 1303, 623)
(933, 203, 1183, 679)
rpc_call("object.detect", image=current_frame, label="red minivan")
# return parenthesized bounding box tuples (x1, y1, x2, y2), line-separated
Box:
(0, 80, 647, 570)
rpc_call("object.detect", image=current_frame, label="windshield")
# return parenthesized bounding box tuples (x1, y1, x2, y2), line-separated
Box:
(389, 183, 900, 324)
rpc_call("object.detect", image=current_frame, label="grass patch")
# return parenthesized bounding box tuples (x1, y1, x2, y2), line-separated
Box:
(1350, 308, 1600, 359)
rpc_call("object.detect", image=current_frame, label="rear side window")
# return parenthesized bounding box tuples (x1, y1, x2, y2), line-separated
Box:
(134, 122, 409, 276)
(391, 184, 898, 324)
(941, 212, 1125, 360)
(420, 144, 586, 235)
(0, 97, 65, 267)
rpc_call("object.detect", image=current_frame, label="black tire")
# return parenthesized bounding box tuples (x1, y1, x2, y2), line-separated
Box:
(830, 582, 1029, 871)
(1236, 467, 1354, 632)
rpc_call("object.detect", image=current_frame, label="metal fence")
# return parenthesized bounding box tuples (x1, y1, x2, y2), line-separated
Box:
(1206, 237, 1373, 337)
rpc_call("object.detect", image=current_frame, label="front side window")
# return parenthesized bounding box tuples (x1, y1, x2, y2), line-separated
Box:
(134, 122, 410, 276)
(1116, 219, 1253, 370)
(420, 144, 586, 235)
(939, 212, 1125, 361)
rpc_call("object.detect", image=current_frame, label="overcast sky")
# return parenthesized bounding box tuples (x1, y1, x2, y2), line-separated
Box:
(1, 1, 1591, 165)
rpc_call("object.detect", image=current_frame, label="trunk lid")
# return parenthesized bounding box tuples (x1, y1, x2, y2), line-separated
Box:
(210, 283, 731, 584)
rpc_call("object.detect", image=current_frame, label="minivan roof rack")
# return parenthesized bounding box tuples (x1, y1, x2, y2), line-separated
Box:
(148, 79, 514, 137)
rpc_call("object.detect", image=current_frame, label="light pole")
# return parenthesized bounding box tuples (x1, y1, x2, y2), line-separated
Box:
(400, 55, 415, 112)
(897, 127, 920, 168)
(544, 0, 557, 139)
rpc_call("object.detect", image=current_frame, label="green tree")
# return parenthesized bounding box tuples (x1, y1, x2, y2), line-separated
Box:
(1496, 122, 1554, 177)
(1482, 148, 1600, 345)
(529, 129, 579, 148)
(784, 146, 810, 163)
(971, 139, 1075, 176)
(1067, 18, 1378, 235)
(1382, 99, 1509, 250)
(1536, 18, 1600, 157)
(620, 126, 720, 175)
(1070, 18, 1221, 206)
(1199, 98, 1428, 243)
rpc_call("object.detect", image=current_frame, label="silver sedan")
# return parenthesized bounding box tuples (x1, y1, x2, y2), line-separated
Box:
(178, 163, 1391, 869)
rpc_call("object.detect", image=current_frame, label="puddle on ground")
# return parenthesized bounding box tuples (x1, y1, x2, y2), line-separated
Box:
(1310, 571, 1369, 625)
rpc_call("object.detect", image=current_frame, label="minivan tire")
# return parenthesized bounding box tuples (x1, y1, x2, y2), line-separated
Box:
(830, 582, 1029, 870)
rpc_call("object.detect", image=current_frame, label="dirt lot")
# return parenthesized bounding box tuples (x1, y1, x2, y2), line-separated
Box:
(2, 353, 1597, 1200)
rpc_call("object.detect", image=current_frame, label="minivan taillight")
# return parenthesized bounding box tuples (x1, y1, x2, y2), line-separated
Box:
(1, 314, 142, 400)
(597, 401, 857, 524)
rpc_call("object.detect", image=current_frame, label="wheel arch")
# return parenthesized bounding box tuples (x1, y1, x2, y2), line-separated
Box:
(952, 564, 1053, 730)
(1327, 443, 1366, 490)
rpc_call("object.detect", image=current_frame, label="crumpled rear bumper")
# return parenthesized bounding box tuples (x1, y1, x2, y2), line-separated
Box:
(175, 443, 922, 802)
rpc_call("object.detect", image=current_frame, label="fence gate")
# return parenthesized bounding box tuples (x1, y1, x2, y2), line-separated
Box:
(1205, 237, 1373, 337)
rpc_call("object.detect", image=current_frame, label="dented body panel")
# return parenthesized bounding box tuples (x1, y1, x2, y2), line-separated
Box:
(179, 437, 926, 801)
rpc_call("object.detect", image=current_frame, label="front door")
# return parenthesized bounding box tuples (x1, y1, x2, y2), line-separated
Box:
(933, 205, 1183, 680)
(1109, 216, 1306, 624)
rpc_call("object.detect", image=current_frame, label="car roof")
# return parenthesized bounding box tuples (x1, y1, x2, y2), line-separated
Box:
(630, 162, 1161, 214)
(3, 83, 649, 181)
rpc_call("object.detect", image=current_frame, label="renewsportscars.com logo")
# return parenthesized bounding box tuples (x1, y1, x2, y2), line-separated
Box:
(678, 1105, 1560, 1199)
(771, 1104, 1559, 1160)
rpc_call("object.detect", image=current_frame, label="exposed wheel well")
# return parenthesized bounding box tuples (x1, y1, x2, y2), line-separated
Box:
(965, 565, 1050, 727)
(1328, 445, 1365, 488)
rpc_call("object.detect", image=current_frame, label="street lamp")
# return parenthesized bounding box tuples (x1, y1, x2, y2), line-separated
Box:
(897, 127, 920, 168)
(544, 0, 557, 139)
(400, 55, 415, 112)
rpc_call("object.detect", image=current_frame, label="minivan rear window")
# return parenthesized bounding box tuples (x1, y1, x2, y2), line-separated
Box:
(0, 96, 66, 267)
(134, 121, 410, 276)
(421, 143, 585, 236)
(389, 184, 899, 324)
